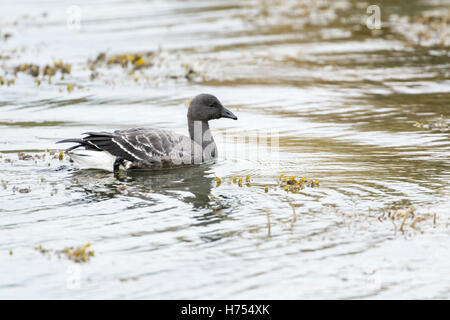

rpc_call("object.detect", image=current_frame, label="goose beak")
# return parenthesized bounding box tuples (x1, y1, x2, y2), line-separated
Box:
(221, 106, 238, 120)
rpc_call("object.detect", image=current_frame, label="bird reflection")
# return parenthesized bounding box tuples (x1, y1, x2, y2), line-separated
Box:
(66, 165, 216, 210)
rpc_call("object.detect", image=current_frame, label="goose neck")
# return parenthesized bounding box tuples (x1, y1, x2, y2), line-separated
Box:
(188, 118, 214, 149)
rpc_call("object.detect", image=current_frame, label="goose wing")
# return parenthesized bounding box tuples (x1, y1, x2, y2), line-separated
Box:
(58, 128, 188, 162)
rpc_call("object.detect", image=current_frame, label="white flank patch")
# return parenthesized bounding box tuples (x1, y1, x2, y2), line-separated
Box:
(68, 150, 116, 172)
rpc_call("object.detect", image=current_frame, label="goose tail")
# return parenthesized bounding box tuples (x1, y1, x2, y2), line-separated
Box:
(57, 139, 115, 171)
(66, 149, 116, 172)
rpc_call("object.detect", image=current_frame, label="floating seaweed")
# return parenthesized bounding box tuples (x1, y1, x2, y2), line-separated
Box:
(18, 152, 33, 160)
(14, 61, 71, 79)
(215, 173, 320, 194)
(86, 51, 204, 84)
(413, 115, 448, 132)
(12, 186, 31, 193)
(66, 84, 74, 93)
(53, 60, 72, 74)
(13, 63, 39, 77)
(119, 276, 139, 282)
(90, 52, 106, 66)
(59, 243, 95, 263)
(34, 243, 95, 263)
(390, 11, 449, 46)
(3, 33, 12, 41)
(105, 53, 153, 70)
(375, 207, 436, 233)
(34, 244, 50, 255)
(278, 174, 318, 193)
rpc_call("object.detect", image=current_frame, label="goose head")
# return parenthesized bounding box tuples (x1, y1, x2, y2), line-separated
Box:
(187, 94, 237, 122)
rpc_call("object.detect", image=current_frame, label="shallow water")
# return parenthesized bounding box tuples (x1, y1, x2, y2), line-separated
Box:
(1, 0, 449, 299)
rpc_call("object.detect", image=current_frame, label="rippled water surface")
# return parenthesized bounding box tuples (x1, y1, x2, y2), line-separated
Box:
(1, 0, 449, 299)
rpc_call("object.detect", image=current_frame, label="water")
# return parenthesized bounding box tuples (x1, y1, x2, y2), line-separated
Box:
(1, 0, 449, 299)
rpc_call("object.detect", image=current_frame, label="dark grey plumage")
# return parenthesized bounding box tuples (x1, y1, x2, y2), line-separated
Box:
(56, 94, 237, 171)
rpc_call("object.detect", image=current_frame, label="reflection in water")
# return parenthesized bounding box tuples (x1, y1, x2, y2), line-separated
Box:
(67, 165, 216, 210)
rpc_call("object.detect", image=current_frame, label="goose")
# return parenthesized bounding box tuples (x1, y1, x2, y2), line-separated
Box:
(56, 94, 237, 172)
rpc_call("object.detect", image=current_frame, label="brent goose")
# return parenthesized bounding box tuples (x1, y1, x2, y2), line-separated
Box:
(57, 94, 237, 172)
